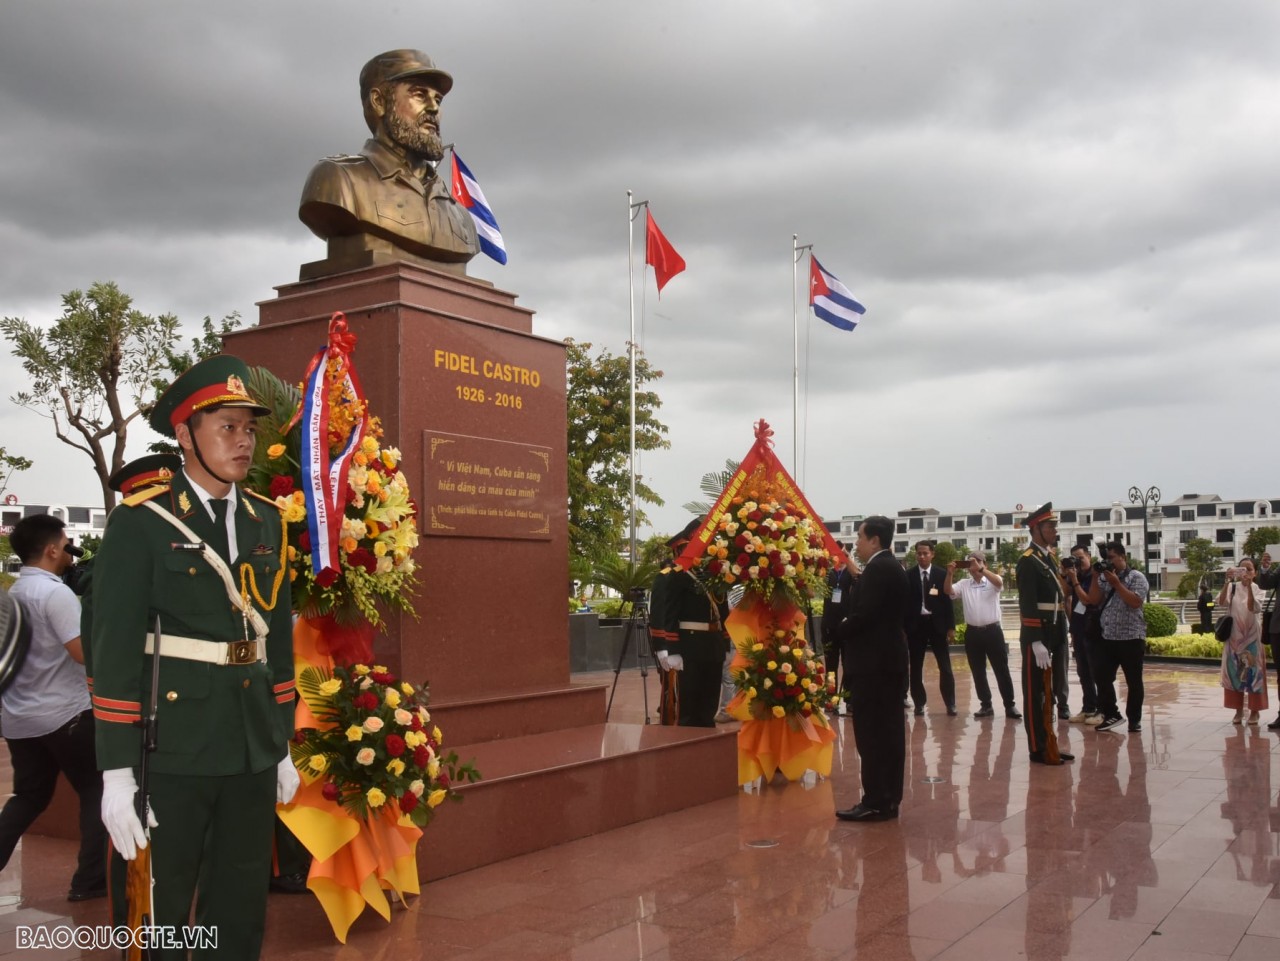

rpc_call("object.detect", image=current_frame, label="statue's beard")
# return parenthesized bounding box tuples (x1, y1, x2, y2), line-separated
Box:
(387, 112, 443, 162)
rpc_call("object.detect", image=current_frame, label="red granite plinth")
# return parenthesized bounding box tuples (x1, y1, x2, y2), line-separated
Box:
(228, 262, 736, 879)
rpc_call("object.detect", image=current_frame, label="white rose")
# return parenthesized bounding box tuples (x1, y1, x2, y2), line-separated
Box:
(363, 716, 384, 733)
(356, 747, 376, 766)
(394, 708, 414, 726)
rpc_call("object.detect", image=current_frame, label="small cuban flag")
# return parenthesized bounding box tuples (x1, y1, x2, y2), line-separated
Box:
(809, 255, 866, 331)
(450, 150, 508, 264)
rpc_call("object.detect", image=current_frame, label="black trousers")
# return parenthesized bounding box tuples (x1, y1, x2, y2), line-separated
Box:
(1093, 638, 1145, 723)
(1019, 643, 1060, 756)
(849, 669, 906, 810)
(964, 623, 1016, 710)
(1070, 627, 1099, 714)
(907, 623, 955, 710)
(1052, 642, 1069, 713)
(677, 658, 722, 727)
(0, 708, 106, 893)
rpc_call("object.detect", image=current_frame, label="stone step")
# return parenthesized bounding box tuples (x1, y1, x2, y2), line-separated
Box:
(420, 722, 737, 880)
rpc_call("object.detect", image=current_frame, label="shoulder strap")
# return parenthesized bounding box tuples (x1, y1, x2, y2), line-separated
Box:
(122, 484, 170, 508)
(139, 500, 269, 641)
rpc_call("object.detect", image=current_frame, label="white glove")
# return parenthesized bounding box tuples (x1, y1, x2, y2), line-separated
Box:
(656, 650, 671, 671)
(276, 756, 300, 804)
(667, 653, 684, 671)
(1031, 641, 1051, 669)
(101, 768, 156, 861)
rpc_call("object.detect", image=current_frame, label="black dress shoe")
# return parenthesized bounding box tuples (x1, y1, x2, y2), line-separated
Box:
(1006, 708, 1023, 720)
(946, 705, 958, 717)
(67, 883, 108, 902)
(836, 803, 897, 822)
(1058, 751, 1074, 761)
(1057, 709, 1070, 720)
(913, 706, 925, 716)
(974, 706, 994, 718)
(1268, 715, 1280, 730)
(269, 872, 309, 894)
(1028, 751, 1063, 765)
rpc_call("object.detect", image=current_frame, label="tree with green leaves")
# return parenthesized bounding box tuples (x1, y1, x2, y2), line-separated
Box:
(1177, 537, 1223, 597)
(565, 339, 668, 561)
(682, 459, 739, 516)
(0, 447, 33, 501)
(1242, 526, 1280, 562)
(1, 282, 241, 509)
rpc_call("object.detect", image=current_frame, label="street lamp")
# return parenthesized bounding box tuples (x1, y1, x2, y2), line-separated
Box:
(1129, 485, 1161, 589)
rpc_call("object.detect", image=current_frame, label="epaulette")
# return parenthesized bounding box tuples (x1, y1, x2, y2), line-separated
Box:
(243, 489, 286, 512)
(324, 153, 364, 164)
(1021, 547, 1034, 558)
(121, 484, 170, 508)
(660, 566, 673, 574)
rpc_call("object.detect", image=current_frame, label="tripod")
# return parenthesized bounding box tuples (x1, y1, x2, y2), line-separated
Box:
(606, 594, 662, 723)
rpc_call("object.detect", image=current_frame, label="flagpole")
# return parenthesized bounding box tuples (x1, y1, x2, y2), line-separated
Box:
(627, 192, 647, 565)
(792, 235, 812, 479)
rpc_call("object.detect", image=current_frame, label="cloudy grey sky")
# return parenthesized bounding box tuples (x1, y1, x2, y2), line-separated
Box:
(2, 1, 1278, 536)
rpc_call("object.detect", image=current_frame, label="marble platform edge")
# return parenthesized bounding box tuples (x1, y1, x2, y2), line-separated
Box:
(421, 725, 738, 879)
(430, 684, 607, 744)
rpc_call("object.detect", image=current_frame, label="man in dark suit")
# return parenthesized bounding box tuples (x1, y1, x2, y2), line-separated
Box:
(905, 541, 957, 716)
(835, 515, 908, 822)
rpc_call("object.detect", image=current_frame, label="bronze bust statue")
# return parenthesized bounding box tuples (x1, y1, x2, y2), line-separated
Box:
(299, 49, 479, 280)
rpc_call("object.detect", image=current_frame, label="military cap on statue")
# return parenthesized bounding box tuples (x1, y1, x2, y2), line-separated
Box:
(1024, 502, 1057, 527)
(107, 453, 183, 495)
(360, 49, 454, 98)
(149, 354, 270, 438)
(666, 517, 703, 549)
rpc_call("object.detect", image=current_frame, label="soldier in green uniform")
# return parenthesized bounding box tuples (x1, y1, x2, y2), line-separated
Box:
(1016, 503, 1074, 766)
(652, 518, 730, 727)
(91, 356, 297, 959)
(78, 454, 181, 926)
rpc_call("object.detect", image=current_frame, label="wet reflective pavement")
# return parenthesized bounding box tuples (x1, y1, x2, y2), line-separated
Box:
(1, 656, 1277, 959)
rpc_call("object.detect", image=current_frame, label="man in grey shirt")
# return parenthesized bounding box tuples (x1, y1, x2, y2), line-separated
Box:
(0, 514, 105, 900)
(1082, 540, 1149, 733)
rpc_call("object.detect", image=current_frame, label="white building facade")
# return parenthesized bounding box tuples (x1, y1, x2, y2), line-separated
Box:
(834, 493, 1278, 591)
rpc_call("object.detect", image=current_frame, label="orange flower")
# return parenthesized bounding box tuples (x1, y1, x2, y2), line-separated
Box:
(341, 537, 359, 554)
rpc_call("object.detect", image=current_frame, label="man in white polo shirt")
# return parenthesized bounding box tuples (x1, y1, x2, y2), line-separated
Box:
(0, 513, 105, 901)
(945, 551, 1021, 720)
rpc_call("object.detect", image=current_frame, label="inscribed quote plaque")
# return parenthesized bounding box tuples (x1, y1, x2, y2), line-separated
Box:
(422, 429, 553, 540)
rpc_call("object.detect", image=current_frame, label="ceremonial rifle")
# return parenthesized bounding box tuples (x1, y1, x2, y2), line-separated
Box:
(125, 616, 162, 960)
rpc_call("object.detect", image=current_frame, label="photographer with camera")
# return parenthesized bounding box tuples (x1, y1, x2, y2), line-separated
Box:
(945, 551, 1020, 720)
(1080, 541, 1148, 732)
(1216, 559, 1267, 726)
(1061, 546, 1103, 725)
(1251, 553, 1280, 729)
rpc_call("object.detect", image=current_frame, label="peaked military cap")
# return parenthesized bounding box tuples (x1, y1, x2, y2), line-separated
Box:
(149, 354, 270, 438)
(1024, 502, 1057, 526)
(360, 49, 454, 97)
(666, 517, 703, 548)
(108, 454, 183, 495)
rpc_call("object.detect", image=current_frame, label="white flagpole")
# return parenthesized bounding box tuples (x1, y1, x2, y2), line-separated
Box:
(792, 235, 812, 479)
(627, 192, 647, 563)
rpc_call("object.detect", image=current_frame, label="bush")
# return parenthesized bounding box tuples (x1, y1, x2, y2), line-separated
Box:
(1145, 634, 1222, 659)
(1143, 603, 1177, 638)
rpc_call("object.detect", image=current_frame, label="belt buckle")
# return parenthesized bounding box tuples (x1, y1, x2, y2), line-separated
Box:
(229, 640, 257, 665)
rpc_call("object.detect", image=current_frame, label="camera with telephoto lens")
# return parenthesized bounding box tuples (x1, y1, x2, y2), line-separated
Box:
(1094, 557, 1117, 574)
(1060, 556, 1077, 571)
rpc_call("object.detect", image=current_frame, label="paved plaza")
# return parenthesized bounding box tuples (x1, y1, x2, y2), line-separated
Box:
(1, 654, 1277, 960)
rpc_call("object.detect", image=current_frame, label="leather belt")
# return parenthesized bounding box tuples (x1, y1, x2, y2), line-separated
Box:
(145, 633, 264, 666)
(678, 621, 714, 631)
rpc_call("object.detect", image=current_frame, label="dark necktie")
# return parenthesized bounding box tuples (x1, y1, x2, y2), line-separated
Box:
(207, 498, 231, 565)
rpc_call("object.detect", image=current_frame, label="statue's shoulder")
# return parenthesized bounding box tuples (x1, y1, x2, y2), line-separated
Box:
(319, 152, 367, 165)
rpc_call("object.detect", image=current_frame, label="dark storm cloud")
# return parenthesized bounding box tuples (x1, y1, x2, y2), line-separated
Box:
(2, 0, 1278, 530)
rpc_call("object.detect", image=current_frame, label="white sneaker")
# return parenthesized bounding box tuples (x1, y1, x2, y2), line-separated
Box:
(1083, 713, 1104, 726)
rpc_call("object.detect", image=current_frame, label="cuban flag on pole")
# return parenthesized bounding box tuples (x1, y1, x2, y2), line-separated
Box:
(450, 150, 507, 264)
(809, 256, 866, 331)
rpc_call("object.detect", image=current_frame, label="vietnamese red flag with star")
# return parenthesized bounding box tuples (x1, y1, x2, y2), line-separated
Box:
(644, 209, 686, 295)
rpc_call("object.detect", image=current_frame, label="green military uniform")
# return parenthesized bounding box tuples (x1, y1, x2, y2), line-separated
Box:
(90, 358, 293, 959)
(1016, 503, 1069, 764)
(78, 455, 181, 927)
(647, 566, 678, 724)
(652, 568, 730, 728)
